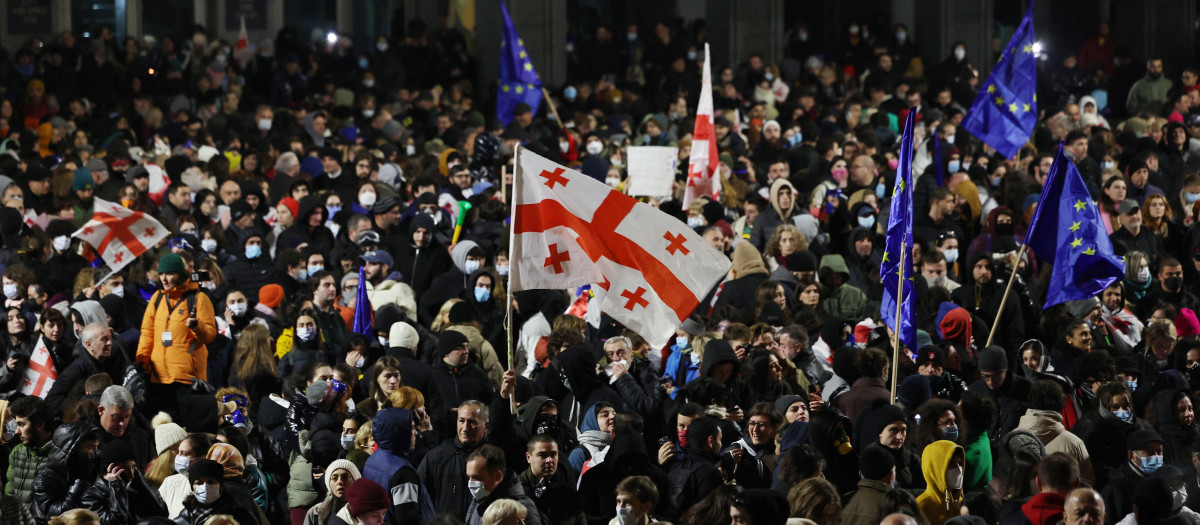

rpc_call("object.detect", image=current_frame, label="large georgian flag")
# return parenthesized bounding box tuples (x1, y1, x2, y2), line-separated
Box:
(510, 148, 731, 347)
(73, 198, 169, 274)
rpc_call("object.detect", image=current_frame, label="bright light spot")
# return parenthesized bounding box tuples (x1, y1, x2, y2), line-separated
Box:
(1031, 41, 1043, 55)
(148, 68, 155, 75)
(82, 32, 91, 38)
(326, 32, 338, 45)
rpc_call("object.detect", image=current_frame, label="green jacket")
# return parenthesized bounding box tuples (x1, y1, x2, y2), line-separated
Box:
(6, 440, 51, 506)
(964, 431, 992, 491)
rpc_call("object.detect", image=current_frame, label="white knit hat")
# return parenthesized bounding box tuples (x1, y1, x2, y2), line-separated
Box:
(325, 459, 362, 492)
(390, 321, 419, 350)
(155, 422, 188, 455)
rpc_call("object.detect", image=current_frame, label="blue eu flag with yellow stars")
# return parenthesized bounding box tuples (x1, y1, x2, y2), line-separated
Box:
(880, 111, 917, 351)
(962, 0, 1037, 158)
(497, 0, 543, 126)
(1024, 145, 1125, 308)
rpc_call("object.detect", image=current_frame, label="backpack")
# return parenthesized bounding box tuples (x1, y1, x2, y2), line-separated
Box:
(149, 288, 213, 392)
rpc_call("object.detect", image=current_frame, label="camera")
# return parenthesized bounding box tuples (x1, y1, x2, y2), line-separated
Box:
(190, 271, 211, 283)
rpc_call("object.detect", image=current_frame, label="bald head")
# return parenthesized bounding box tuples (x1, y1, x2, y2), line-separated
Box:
(1064, 488, 1104, 525)
(880, 514, 920, 525)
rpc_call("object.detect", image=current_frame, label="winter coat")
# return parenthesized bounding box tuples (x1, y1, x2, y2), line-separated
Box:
(136, 280, 217, 385)
(665, 448, 724, 521)
(1071, 404, 1150, 487)
(464, 471, 542, 525)
(4, 440, 50, 506)
(418, 241, 479, 322)
(286, 410, 343, 508)
(222, 257, 275, 303)
(833, 377, 890, 424)
(416, 438, 481, 519)
(394, 214, 454, 302)
(576, 426, 670, 524)
(430, 360, 494, 421)
(80, 470, 168, 525)
(967, 373, 1031, 437)
(363, 408, 434, 524)
(173, 492, 260, 525)
(1016, 409, 1096, 485)
(447, 324, 504, 389)
(840, 479, 892, 525)
(45, 343, 132, 413)
(518, 467, 586, 525)
(31, 421, 100, 521)
(915, 440, 964, 525)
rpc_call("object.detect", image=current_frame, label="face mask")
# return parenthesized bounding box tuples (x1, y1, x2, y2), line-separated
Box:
(496, 265, 510, 277)
(954, 48, 966, 61)
(297, 326, 315, 341)
(359, 192, 377, 207)
(3, 284, 17, 300)
(475, 287, 491, 302)
(468, 479, 490, 501)
(941, 424, 959, 442)
(244, 245, 262, 259)
(464, 260, 482, 274)
(258, 118, 272, 131)
(943, 248, 959, 264)
(341, 289, 355, 304)
(377, 42, 389, 52)
(765, 72, 775, 82)
(341, 434, 356, 450)
(687, 217, 704, 228)
(849, 25, 859, 35)
(947, 160, 961, 173)
(363, 79, 375, 88)
(559, 141, 571, 153)
(676, 336, 689, 348)
(616, 507, 636, 525)
(688, 50, 698, 60)
(896, 31, 907, 42)
(832, 168, 849, 183)
(358, 58, 369, 69)
(356, 356, 366, 368)
(606, 178, 621, 187)
(1113, 409, 1133, 422)
(1103, 161, 1116, 171)
(642, 134, 652, 145)
(308, 265, 324, 276)
(789, 134, 803, 147)
(1136, 267, 1151, 283)
(297, 269, 308, 282)
(946, 465, 963, 489)
(995, 223, 1014, 236)
(228, 302, 247, 316)
(174, 454, 190, 474)
(587, 142, 604, 155)
(1128, 379, 1138, 391)
(1140, 454, 1164, 474)
(327, 205, 343, 218)
(858, 216, 876, 229)
(875, 183, 886, 199)
(677, 427, 689, 448)
(925, 274, 947, 288)
(194, 482, 220, 504)
(111, 285, 126, 297)
(406, 145, 417, 156)
(1166, 276, 1184, 292)
(53, 235, 71, 252)
(627, 33, 638, 42)
(200, 239, 218, 253)
(991, 176, 1003, 187)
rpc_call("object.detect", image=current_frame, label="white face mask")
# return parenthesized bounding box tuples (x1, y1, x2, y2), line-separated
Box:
(363, 79, 375, 88)
(954, 48, 966, 61)
(111, 285, 125, 297)
(2, 284, 17, 300)
(586, 142, 604, 155)
(1136, 267, 1151, 283)
(53, 235, 71, 252)
(228, 302, 248, 316)
(359, 192, 377, 207)
(341, 434, 356, 450)
(308, 265, 324, 276)
(201, 239, 218, 253)
(258, 118, 272, 131)
(377, 336, 389, 347)
(687, 217, 704, 228)
(464, 260, 482, 274)
(362, 109, 376, 118)
(559, 141, 570, 153)
(356, 356, 366, 368)
(406, 145, 417, 156)
(606, 178, 621, 187)
(194, 482, 220, 504)
(467, 479, 489, 501)
(174, 454, 190, 474)
(615, 507, 636, 525)
(377, 42, 389, 52)
(942, 248, 959, 264)
(945, 465, 963, 490)
(496, 265, 510, 277)
(297, 326, 315, 341)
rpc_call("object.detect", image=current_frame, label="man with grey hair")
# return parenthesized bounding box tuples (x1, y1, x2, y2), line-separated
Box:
(92, 386, 153, 468)
(46, 323, 130, 413)
(604, 336, 664, 417)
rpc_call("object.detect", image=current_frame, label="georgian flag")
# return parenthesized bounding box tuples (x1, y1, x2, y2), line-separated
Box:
(73, 198, 169, 274)
(20, 338, 56, 398)
(683, 43, 720, 207)
(143, 162, 171, 206)
(510, 149, 731, 347)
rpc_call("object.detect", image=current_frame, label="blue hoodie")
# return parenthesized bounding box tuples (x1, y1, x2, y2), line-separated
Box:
(363, 408, 435, 522)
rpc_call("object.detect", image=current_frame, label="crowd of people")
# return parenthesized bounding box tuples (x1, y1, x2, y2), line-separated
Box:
(0, 11, 1194, 525)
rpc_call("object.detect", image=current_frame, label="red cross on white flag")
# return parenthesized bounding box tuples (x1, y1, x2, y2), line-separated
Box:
(73, 198, 170, 274)
(20, 338, 56, 398)
(509, 148, 731, 347)
(683, 43, 720, 207)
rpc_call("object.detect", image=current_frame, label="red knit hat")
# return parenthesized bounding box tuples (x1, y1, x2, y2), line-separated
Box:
(278, 197, 300, 219)
(344, 478, 389, 518)
(258, 284, 284, 309)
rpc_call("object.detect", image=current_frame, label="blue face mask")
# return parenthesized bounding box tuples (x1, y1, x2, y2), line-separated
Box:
(1140, 454, 1164, 474)
(358, 58, 369, 69)
(990, 176, 1003, 187)
(1114, 409, 1133, 422)
(875, 183, 886, 199)
(297, 269, 308, 282)
(474, 287, 491, 302)
(788, 134, 803, 147)
(244, 245, 262, 259)
(858, 216, 876, 229)
(947, 160, 961, 173)
(940, 424, 959, 442)
(675, 336, 689, 349)
(1128, 380, 1138, 391)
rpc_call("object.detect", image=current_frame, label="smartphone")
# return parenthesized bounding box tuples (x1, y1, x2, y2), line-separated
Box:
(658, 436, 671, 447)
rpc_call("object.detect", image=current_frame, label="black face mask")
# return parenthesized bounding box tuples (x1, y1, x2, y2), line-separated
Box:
(1166, 276, 1184, 292)
(994, 222, 1014, 237)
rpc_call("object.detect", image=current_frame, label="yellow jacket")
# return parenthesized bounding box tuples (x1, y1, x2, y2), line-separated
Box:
(136, 280, 217, 384)
(916, 440, 965, 525)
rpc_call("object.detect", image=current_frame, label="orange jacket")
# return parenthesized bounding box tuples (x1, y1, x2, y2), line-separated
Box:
(136, 280, 217, 384)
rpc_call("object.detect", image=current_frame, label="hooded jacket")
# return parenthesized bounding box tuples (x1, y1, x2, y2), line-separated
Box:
(31, 422, 101, 521)
(1016, 409, 1096, 485)
(567, 403, 611, 473)
(808, 409, 859, 497)
(364, 408, 435, 524)
(278, 195, 335, 254)
(419, 240, 481, 322)
(714, 242, 770, 314)
(749, 178, 800, 250)
(916, 440, 964, 525)
(395, 213, 454, 306)
(1153, 389, 1200, 469)
(817, 255, 869, 320)
(464, 469, 542, 525)
(577, 426, 669, 523)
(447, 324, 504, 390)
(557, 345, 624, 429)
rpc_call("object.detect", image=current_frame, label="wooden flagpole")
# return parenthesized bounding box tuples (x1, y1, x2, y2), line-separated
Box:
(506, 143, 521, 415)
(984, 244, 1029, 348)
(541, 87, 565, 129)
(891, 242, 906, 404)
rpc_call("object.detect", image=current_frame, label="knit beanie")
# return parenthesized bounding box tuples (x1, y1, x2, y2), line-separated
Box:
(345, 478, 390, 518)
(436, 330, 470, 360)
(188, 458, 224, 483)
(447, 302, 474, 324)
(278, 197, 300, 219)
(258, 284, 284, 309)
(390, 321, 420, 350)
(325, 459, 362, 492)
(859, 445, 897, 480)
(978, 345, 1008, 372)
(72, 167, 94, 192)
(897, 374, 932, 409)
(1176, 308, 1200, 338)
(155, 422, 188, 455)
(101, 439, 136, 467)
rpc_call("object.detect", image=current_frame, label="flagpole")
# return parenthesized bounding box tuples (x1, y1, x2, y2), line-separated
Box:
(891, 242, 906, 404)
(541, 87, 565, 129)
(984, 244, 1029, 348)
(506, 143, 521, 416)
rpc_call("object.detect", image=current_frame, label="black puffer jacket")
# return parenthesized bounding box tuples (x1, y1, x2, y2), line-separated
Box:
(80, 469, 168, 525)
(394, 214, 454, 301)
(31, 421, 102, 521)
(277, 195, 335, 254)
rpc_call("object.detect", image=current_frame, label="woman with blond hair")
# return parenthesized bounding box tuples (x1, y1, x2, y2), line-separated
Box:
(482, 498, 528, 525)
(48, 509, 98, 525)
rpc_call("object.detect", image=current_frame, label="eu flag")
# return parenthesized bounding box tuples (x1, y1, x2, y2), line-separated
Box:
(880, 111, 917, 351)
(496, 0, 543, 126)
(1024, 145, 1125, 308)
(962, 1, 1037, 158)
(352, 265, 373, 336)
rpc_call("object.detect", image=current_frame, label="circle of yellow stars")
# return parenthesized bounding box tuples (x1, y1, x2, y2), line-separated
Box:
(1068, 198, 1098, 256)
